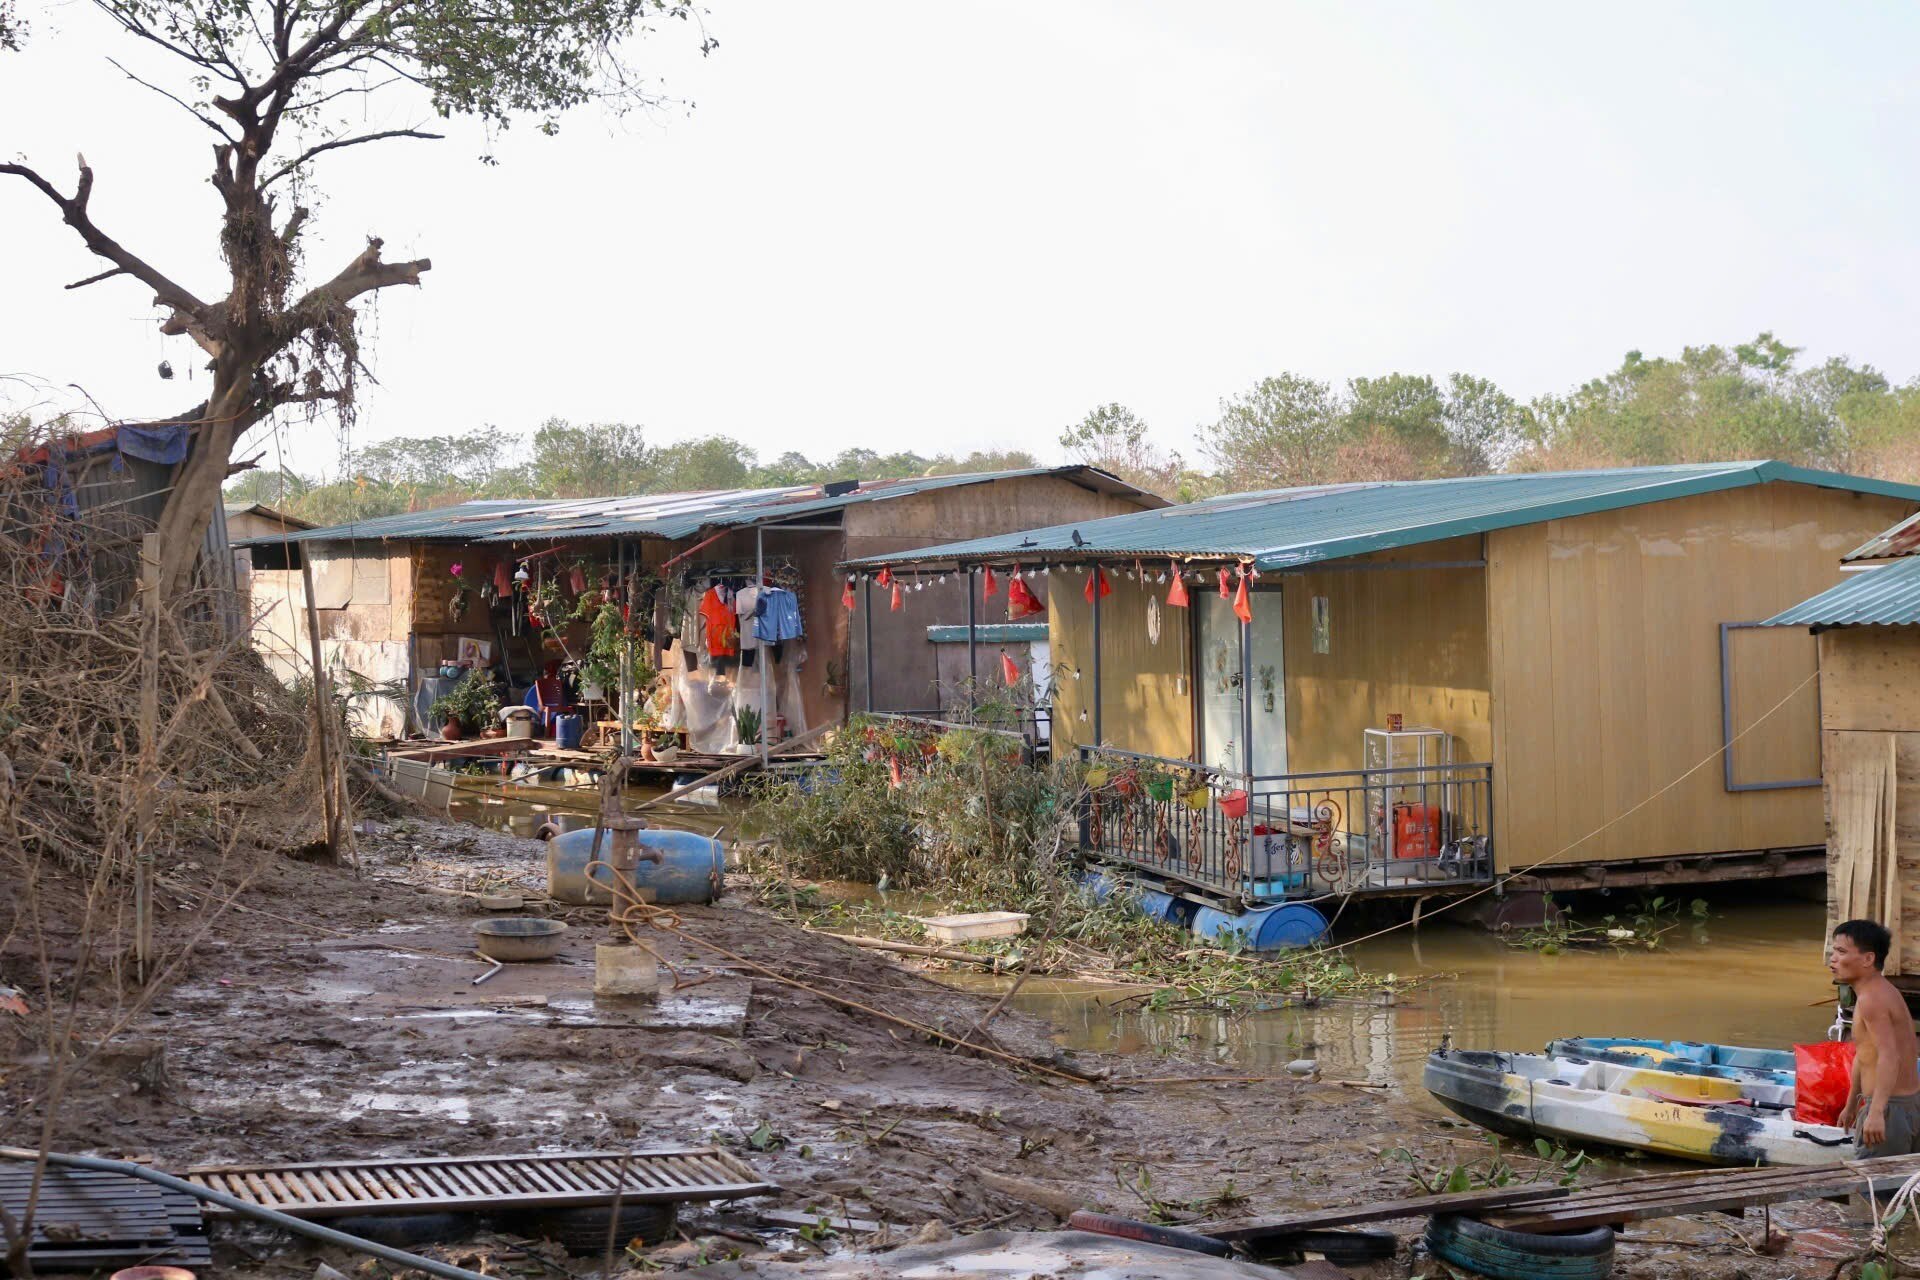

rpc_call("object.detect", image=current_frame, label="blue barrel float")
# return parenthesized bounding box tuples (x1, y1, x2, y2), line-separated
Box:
(546, 827, 725, 905)
(1078, 871, 1325, 950)
(554, 713, 586, 751)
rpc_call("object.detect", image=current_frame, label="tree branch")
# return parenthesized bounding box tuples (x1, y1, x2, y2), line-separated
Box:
(261, 127, 444, 187)
(297, 237, 431, 314)
(105, 58, 238, 140)
(0, 159, 215, 342)
(65, 266, 128, 291)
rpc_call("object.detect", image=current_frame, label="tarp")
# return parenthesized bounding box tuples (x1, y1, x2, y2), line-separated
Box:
(1828, 730, 1901, 976)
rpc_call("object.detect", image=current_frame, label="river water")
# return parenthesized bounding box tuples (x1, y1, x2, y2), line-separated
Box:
(443, 777, 1837, 1106)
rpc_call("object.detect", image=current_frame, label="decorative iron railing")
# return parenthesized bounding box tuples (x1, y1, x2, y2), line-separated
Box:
(1074, 745, 1494, 902)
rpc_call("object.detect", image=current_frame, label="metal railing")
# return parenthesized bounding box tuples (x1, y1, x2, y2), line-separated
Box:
(1075, 746, 1494, 903)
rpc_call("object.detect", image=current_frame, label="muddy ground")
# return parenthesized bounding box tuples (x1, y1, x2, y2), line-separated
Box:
(0, 817, 1869, 1278)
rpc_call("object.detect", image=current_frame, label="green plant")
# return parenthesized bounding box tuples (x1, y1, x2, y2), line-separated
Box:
(735, 703, 763, 745)
(577, 600, 655, 697)
(429, 669, 503, 733)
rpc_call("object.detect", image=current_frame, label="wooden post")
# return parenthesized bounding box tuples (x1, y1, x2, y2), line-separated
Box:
(300, 557, 341, 861)
(135, 535, 161, 984)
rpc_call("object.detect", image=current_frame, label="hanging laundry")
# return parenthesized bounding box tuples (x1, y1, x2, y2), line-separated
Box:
(1167, 561, 1189, 608)
(734, 584, 762, 650)
(982, 566, 999, 597)
(1217, 567, 1231, 600)
(1007, 575, 1044, 620)
(1233, 568, 1253, 624)
(753, 586, 804, 643)
(1083, 567, 1111, 604)
(698, 586, 739, 657)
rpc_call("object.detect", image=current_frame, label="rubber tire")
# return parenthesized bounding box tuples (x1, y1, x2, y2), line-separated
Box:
(1249, 1228, 1398, 1264)
(1066, 1210, 1232, 1258)
(327, 1213, 482, 1248)
(1426, 1215, 1615, 1280)
(503, 1202, 677, 1255)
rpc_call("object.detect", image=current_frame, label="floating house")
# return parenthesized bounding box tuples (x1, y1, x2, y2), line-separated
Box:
(236, 468, 1159, 742)
(850, 462, 1920, 915)
(1765, 510, 1920, 993)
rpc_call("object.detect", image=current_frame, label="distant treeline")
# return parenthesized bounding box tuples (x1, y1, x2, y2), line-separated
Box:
(226, 333, 1920, 520)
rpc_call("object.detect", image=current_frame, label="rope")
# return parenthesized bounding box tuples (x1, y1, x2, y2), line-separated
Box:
(1322, 668, 1823, 955)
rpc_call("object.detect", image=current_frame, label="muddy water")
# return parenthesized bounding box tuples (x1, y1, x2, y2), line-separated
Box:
(974, 902, 1838, 1108)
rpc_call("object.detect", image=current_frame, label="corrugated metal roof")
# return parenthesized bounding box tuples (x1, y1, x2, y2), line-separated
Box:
(236, 467, 1157, 547)
(1844, 508, 1920, 561)
(926, 623, 1048, 644)
(843, 461, 1920, 572)
(1764, 557, 1920, 628)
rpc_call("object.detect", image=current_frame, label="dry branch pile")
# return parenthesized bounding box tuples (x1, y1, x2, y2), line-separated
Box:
(0, 431, 326, 955)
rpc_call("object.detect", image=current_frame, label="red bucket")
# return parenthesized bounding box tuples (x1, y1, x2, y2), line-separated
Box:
(1218, 789, 1250, 820)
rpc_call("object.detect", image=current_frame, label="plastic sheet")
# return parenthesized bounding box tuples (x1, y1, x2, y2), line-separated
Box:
(1793, 1040, 1856, 1125)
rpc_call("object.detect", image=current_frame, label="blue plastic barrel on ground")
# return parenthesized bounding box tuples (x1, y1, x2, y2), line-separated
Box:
(1191, 902, 1330, 951)
(547, 827, 725, 904)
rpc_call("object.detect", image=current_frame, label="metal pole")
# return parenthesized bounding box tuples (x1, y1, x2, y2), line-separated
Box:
(863, 575, 874, 713)
(756, 525, 769, 762)
(1240, 607, 1254, 778)
(1091, 564, 1103, 747)
(619, 540, 634, 756)
(965, 565, 978, 705)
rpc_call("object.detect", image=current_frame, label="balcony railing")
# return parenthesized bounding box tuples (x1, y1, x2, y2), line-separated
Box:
(1075, 746, 1494, 903)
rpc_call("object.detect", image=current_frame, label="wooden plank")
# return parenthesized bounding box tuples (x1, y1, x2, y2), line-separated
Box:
(1488, 1154, 1920, 1232)
(1821, 628, 1920, 734)
(1193, 1185, 1570, 1241)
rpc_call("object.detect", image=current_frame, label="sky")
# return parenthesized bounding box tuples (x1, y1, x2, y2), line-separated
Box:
(5, 1, 1920, 480)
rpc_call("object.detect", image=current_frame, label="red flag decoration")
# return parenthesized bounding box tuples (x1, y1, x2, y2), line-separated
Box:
(1001, 652, 1020, 685)
(1167, 561, 1189, 608)
(1082, 566, 1111, 604)
(1217, 567, 1231, 600)
(876, 567, 893, 588)
(1007, 575, 1044, 620)
(493, 560, 512, 597)
(842, 576, 857, 610)
(982, 565, 999, 597)
(1233, 567, 1253, 623)
(890, 581, 903, 611)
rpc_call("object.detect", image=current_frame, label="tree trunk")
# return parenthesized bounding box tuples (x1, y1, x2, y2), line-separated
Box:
(151, 370, 250, 597)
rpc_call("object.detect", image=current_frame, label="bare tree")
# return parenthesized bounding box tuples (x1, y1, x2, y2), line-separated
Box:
(2, 0, 710, 593)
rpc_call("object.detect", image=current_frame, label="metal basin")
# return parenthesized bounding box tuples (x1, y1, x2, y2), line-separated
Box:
(473, 916, 570, 962)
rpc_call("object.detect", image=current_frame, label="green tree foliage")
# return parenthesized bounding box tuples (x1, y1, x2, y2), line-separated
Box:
(525, 419, 653, 496)
(1059, 402, 1185, 498)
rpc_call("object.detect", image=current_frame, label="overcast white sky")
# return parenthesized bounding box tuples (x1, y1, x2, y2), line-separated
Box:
(5, 1, 1920, 479)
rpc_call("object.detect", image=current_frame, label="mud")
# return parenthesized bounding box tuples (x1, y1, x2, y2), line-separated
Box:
(0, 818, 1867, 1278)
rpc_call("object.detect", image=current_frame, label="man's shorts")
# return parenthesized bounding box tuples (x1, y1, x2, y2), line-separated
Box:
(1857, 1092, 1920, 1157)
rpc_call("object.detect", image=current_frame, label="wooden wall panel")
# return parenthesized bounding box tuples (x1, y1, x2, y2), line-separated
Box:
(1096, 574, 1194, 760)
(1820, 629, 1920, 733)
(1279, 536, 1492, 773)
(1048, 569, 1093, 753)
(1488, 482, 1917, 872)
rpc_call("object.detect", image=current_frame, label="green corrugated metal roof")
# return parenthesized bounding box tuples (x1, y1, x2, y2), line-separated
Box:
(1764, 557, 1920, 628)
(1844, 508, 1920, 561)
(843, 461, 1920, 572)
(926, 623, 1048, 644)
(236, 467, 1158, 547)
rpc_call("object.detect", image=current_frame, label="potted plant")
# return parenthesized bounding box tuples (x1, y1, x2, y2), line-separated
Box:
(429, 670, 503, 740)
(731, 703, 763, 753)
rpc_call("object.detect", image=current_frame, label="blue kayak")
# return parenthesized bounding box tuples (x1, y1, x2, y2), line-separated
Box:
(1547, 1037, 1795, 1080)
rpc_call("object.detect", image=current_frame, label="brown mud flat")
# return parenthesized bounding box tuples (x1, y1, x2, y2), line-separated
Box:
(0, 819, 1864, 1277)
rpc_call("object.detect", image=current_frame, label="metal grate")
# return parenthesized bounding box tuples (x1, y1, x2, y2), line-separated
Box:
(186, 1149, 775, 1218)
(0, 1166, 211, 1270)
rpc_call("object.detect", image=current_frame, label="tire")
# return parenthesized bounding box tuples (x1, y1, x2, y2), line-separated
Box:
(328, 1213, 482, 1248)
(502, 1201, 677, 1255)
(1249, 1228, 1398, 1264)
(1065, 1210, 1232, 1258)
(1426, 1214, 1615, 1280)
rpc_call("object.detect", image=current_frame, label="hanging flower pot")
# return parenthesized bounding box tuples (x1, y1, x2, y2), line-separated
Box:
(1084, 765, 1111, 788)
(1147, 775, 1175, 803)
(1182, 786, 1212, 810)
(1218, 789, 1250, 820)
(1115, 771, 1138, 798)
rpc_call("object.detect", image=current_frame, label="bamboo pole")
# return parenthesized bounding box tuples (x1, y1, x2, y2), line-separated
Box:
(300, 556, 341, 861)
(630, 721, 832, 813)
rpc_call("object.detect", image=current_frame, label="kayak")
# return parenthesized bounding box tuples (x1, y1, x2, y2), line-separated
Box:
(1548, 1037, 1794, 1074)
(1546, 1038, 1797, 1092)
(1424, 1048, 1853, 1166)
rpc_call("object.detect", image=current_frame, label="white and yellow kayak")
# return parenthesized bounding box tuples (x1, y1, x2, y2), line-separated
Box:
(1424, 1048, 1852, 1166)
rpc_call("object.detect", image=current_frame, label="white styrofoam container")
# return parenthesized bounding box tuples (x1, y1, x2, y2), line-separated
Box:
(917, 911, 1030, 943)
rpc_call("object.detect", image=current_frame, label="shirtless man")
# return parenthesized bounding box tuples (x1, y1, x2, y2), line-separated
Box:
(1831, 919, 1920, 1155)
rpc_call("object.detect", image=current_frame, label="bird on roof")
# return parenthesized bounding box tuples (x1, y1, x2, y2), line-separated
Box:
(1071, 529, 1085, 547)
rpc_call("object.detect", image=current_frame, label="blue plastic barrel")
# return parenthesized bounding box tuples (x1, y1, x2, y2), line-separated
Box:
(546, 827, 725, 904)
(554, 713, 585, 750)
(1191, 902, 1329, 951)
